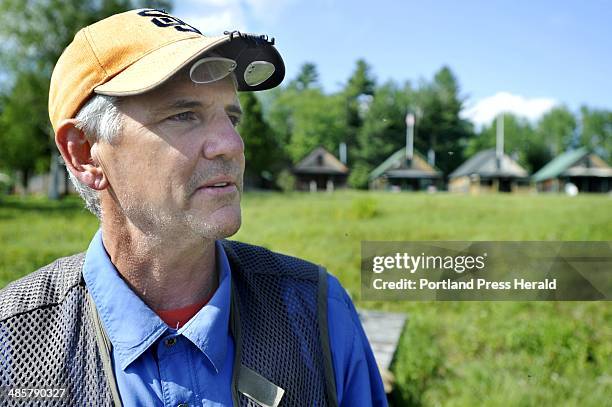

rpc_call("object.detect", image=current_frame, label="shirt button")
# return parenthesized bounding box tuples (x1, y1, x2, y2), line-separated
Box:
(164, 337, 177, 347)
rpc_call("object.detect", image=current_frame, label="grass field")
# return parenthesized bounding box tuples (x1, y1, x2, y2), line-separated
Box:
(1, 191, 610, 405)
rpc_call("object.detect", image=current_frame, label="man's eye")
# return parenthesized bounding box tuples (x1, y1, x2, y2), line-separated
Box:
(229, 114, 241, 127)
(169, 111, 197, 122)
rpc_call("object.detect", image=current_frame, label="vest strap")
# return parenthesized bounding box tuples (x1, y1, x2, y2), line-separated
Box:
(317, 266, 339, 407)
(87, 290, 123, 407)
(229, 277, 243, 406)
(237, 364, 285, 407)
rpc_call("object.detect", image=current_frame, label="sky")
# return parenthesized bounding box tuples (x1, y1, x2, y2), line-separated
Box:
(174, 0, 612, 127)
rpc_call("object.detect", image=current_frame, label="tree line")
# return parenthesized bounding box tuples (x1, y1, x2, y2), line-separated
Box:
(239, 61, 612, 189)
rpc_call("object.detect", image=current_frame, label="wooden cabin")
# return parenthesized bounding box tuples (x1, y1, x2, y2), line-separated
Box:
(369, 148, 442, 191)
(448, 149, 529, 193)
(293, 146, 349, 192)
(533, 147, 612, 193)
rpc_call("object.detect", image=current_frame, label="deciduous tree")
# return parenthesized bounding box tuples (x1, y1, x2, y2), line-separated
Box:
(0, 0, 171, 192)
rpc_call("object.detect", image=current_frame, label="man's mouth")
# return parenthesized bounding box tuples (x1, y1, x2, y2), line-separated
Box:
(193, 177, 239, 197)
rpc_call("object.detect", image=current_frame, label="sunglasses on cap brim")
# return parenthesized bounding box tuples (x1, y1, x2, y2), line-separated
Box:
(189, 57, 276, 87)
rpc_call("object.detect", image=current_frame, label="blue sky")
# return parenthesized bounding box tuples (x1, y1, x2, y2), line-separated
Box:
(174, 1, 612, 126)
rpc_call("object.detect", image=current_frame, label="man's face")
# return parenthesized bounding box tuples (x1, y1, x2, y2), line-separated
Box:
(95, 74, 244, 240)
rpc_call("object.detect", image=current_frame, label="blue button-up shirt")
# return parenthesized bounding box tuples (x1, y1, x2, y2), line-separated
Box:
(83, 230, 387, 406)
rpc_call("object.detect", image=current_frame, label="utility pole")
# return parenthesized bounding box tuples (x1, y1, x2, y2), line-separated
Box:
(48, 151, 60, 200)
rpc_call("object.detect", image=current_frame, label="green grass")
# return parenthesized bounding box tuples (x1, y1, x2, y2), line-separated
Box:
(0, 195, 99, 285)
(1, 191, 611, 406)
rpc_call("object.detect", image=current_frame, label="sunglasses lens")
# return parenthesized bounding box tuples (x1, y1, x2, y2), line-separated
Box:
(190, 58, 237, 84)
(244, 61, 275, 86)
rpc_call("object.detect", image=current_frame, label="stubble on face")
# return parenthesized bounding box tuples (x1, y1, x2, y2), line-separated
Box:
(97, 75, 245, 244)
(183, 158, 244, 239)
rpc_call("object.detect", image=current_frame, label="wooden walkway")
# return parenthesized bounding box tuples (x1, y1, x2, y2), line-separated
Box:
(358, 309, 407, 393)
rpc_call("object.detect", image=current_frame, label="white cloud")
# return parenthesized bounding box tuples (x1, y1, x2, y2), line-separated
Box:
(174, 0, 296, 34)
(187, 10, 247, 34)
(174, 0, 246, 34)
(463, 92, 557, 128)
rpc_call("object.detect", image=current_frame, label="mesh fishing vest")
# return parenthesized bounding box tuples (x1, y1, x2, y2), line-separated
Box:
(0, 240, 338, 407)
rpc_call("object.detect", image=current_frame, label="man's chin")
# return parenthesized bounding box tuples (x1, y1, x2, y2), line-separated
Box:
(186, 204, 242, 240)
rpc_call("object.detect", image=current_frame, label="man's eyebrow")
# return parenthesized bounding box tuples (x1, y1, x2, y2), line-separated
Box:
(152, 99, 204, 115)
(151, 100, 242, 117)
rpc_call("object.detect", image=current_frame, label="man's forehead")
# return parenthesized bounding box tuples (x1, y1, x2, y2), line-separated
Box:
(124, 73, 240, 113)
(157, 68, 238, 97)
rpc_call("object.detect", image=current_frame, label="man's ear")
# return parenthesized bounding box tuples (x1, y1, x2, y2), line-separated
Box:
(55, 119, 109, 190)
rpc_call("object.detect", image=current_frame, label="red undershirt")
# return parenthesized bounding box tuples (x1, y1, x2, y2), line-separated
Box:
(156, 290, 216, 329)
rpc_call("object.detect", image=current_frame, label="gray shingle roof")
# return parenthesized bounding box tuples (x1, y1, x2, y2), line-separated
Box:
(293, 146, 349, 175)
(370, 148, 442, 180)
(449, 149, 528, 179)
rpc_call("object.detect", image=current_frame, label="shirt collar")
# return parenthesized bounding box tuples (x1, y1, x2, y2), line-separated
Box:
(83, 229, 232, 373)
(179, 242, 231, 373)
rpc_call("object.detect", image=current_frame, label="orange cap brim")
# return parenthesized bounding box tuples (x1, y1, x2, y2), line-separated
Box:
(94, 35, 229, 96)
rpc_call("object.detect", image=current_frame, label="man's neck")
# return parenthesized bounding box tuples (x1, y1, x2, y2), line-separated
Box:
(99, 213, 218, 311)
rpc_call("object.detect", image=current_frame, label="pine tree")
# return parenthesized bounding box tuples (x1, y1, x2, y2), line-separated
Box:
(238, 92, 282, 188)
(415, 66, 473, 176)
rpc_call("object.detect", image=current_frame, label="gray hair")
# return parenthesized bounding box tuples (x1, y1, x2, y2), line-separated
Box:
(68, 95, 123, 219)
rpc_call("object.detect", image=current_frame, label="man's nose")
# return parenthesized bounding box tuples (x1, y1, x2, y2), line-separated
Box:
(201, 116, 244, 160)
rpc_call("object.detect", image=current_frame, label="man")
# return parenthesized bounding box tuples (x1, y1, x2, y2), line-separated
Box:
(0, 8, 386, 407)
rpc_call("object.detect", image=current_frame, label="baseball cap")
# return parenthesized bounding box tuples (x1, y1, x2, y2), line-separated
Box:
(48, 8, 285, 133)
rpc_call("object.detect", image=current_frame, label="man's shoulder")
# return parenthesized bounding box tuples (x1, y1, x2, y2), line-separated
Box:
(325, 273, 352, 306)
(0, 253, 86, 321)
